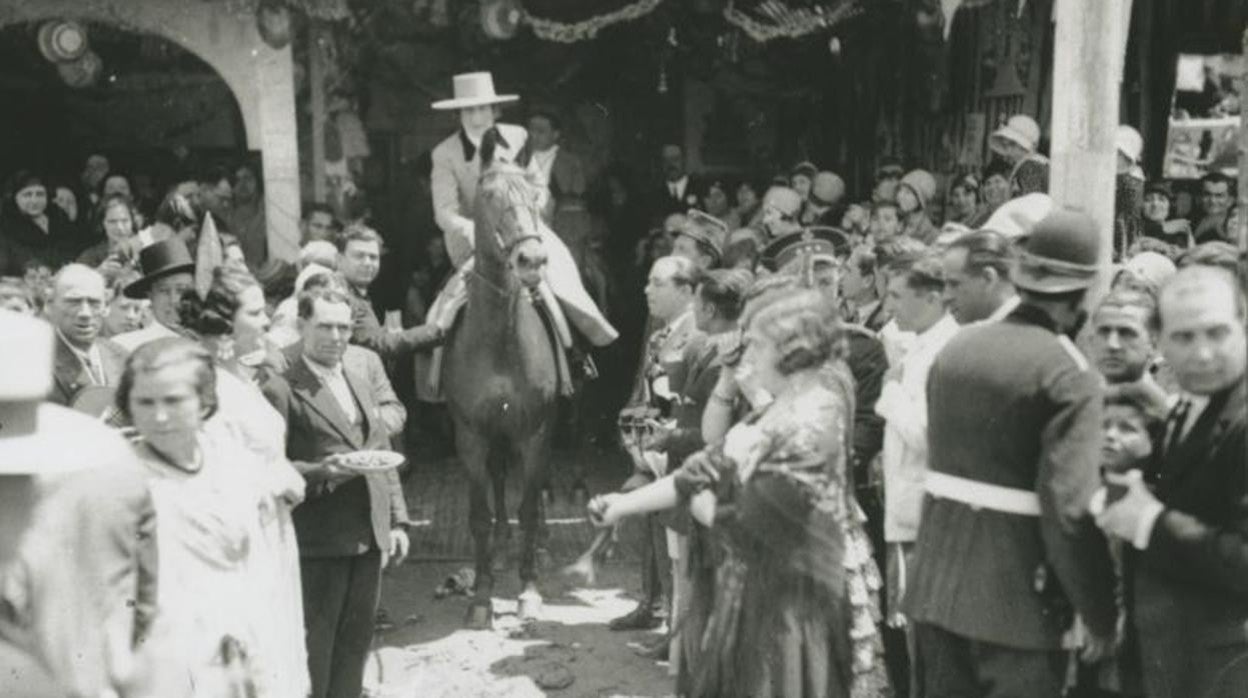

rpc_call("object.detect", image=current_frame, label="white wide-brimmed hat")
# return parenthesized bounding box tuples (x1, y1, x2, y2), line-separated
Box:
(432, 72, 519, 111)
(990, 114, 1041, 155)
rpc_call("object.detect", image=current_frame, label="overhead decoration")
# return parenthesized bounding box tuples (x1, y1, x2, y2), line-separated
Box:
(256, 0, 294, 49)
(523, 0, 666, 43)
(481, 0, 523, 40)
(724, 0, 862, 43)
(57, 50, 103, 88)
(37, 20, 88, 63)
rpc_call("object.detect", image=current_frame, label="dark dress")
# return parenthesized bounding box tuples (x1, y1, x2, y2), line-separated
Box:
(673, 373, 889, 698)
(0, 208, 88, 275)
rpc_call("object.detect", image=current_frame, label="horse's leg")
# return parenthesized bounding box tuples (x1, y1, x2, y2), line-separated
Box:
(455, 425, 495, 629)
(489, 447, 511, 557)
(515, 423, 554, 620)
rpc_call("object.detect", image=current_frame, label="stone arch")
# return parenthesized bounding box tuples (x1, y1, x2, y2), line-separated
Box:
(0, 0, 300, 261)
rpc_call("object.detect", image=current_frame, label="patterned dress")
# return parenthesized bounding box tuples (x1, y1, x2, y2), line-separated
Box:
(674, 374, 890, 698)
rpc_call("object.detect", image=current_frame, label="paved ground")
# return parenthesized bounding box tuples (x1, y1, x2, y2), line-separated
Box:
(366, 447, 675, 696)
(2, 446, 677, 697)
(367, 560, 673, 697)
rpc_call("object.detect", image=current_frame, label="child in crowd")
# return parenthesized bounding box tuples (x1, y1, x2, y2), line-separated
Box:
(1085, 389, 1158, 698)
(870, 201, 902, 244)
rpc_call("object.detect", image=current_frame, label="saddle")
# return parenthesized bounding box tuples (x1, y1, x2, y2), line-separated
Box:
(416, 270, 578, 402)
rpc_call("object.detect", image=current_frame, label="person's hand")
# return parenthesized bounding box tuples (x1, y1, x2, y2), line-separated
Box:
(1079, 629, 1118, 663)
(98, 255, 126, 278)
(587, 493, 622, 527)
(388, 529, 410, 568)
(1162, 219, 1192, 236)
(1095, 470, 1163, 544)
(320, 454, 358, 487)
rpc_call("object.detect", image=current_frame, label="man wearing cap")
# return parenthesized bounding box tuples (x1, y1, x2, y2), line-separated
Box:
(990, 114, 1049, 197)
(45, 264, 127, 407)
(672, 211, 726, 271)
(904, 208, 1117, 696)
(801, 171, 846, 226)
(0, 310, 159, 698)
(429, 72, 617, 350)
(111, 238, 196, 352)
(757, 185, 804, 239)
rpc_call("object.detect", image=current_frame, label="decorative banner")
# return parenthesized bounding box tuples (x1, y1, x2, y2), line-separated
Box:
(523, 0, 665, 42)
(723, 0, 862, 43)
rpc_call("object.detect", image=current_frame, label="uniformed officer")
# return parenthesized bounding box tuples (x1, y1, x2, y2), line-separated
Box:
(903, 208, 1118, 697)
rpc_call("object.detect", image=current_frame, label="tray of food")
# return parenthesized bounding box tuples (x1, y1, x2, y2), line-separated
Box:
(335, 450, 406, 473)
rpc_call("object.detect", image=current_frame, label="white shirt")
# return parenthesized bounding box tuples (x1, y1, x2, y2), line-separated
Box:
(984, 294, 1020, 324)
(529, 145, 559, 189)
(55, 328, 105, 385)
(302, 356, 359, 425)
(667, 176, 689, 200)
(875, 313, 961, 542)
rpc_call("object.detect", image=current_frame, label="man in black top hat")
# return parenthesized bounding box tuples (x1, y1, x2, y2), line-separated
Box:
(111, 238, 196, 352)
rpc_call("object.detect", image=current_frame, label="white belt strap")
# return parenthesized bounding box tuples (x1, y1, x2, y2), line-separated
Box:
(925, 471, 1041, 517)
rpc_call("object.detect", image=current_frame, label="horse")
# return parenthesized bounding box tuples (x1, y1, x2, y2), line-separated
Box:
(442, 134, 563, 629)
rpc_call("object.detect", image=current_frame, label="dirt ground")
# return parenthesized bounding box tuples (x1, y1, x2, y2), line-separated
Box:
(365, 559, 674, 698)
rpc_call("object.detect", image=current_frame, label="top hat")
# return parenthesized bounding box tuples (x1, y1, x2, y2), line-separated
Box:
(761, 227, 851, 272)
(990, 114, 1041, 155)
(1012, 207, 1101, 294)
(124, 238, 195, 299)
(432, 72, 519, 111)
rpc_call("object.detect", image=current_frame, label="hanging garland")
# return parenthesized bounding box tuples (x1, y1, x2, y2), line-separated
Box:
(724, 0, 862, 43)
(523, 0, 665, 43)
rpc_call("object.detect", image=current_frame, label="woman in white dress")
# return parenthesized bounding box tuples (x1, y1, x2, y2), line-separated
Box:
(174, 263, 309, 698)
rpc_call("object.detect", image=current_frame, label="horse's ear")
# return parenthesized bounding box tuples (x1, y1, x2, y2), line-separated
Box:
(479, 126, 509, 169)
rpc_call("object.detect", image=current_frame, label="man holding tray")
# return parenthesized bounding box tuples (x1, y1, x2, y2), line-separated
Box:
(263, 287, 411, 698)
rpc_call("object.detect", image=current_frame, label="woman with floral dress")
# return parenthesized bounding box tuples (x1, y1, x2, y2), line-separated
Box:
(592, 287, 889, 698)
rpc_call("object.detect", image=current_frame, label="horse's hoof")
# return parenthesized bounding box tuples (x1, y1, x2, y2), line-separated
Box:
(517, 590, 543, 621)
(464, 600, 494, 630)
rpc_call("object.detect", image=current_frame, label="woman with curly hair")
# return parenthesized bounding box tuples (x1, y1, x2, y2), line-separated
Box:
(591, 287, 889, 698)
(175, 263, 309, 697)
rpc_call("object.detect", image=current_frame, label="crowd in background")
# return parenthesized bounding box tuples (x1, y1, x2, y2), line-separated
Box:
(0, 101, 1244, 698)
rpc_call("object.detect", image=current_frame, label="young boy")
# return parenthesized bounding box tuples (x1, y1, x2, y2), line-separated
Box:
(1085, 389, 1158, 697)
(870, 201, 902, 244)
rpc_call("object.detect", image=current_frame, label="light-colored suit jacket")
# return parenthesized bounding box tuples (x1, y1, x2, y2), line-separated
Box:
(432, 123, 529, 266)
(429, 123, 617, 347)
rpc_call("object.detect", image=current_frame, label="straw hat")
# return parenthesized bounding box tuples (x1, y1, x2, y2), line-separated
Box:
(981, 193, 1056, 241)
(1116, 125, 1144, 165)
(432, 72, 519, 111)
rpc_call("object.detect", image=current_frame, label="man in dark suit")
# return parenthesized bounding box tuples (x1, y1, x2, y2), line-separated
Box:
(652, 143, 702, 223)
(643, 268, 751, 661)
(262, 288, 411, 698)
(904, 209, 1118, 697)
(1096, 264, 1248, 698)
(43, 264, 127, 407)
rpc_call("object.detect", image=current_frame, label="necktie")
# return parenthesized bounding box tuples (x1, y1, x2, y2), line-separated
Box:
(85, 355, 104, 386)
(1164, 398, 1192, 457)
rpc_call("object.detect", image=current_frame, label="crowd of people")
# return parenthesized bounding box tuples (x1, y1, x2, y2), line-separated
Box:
(0, 68, 1243, 698)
